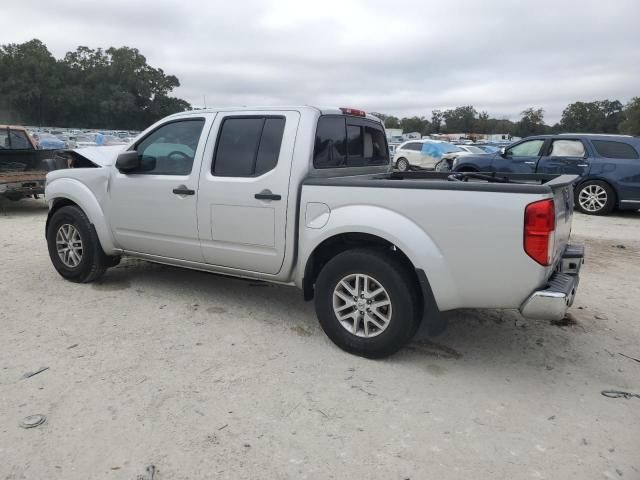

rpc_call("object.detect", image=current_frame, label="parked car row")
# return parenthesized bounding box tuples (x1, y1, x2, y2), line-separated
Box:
(390, 134, 640, 216)
(25, 127, 139, 150)
(450, 134, 640, 215)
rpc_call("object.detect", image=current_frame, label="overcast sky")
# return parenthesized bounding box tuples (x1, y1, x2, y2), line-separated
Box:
(3, 0, 639, 123)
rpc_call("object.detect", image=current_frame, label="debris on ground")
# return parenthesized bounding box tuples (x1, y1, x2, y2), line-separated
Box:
(20, 414, 46, 429)
(551, 313, 578, 327)
(618, 352, 640, 364)
(514, 317, 528, 328)
(137, 464, 158, 480)
(22, 366, 49, 379)
(595, 314, 608, 320)
(67, 343, 78, 349)
(613, 244, 626, 249)
(601, 390, 640, 400)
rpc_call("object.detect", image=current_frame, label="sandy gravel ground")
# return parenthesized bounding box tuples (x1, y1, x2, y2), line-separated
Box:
(1, 198, 639, 480)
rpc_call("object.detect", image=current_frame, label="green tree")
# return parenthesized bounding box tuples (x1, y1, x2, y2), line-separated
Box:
(399, 116, 430, 135)
(559, 100, 624, 133)
(0, 39, 191, 129)
(619, 97, 640, 135)
(0, 39, 61, 125)
(442, 106, 477, 133)
(515, 107, 547, 137)
(431, 110, 443, 133)
(474, 111, 490, 134)
(383, 115, 400, 129)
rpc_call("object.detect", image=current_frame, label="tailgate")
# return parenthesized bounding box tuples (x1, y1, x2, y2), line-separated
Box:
(549, 180, 575, 265)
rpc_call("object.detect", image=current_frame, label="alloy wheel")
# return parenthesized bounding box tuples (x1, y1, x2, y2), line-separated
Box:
(56, 224, 83, 268)
(578, 184, 607, 213)
(332, 273, 392, 338)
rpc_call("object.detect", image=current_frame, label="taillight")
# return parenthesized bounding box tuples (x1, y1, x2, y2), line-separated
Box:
(524, 199, 556, 266)
(340, 107, 366, 117)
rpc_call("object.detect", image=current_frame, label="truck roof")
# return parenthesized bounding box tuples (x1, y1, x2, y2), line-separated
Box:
(0, 125, 29, 131)
(167, 106, 382, 123)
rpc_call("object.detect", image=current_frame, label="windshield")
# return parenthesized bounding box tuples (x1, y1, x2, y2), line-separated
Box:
(439, 143, 463, 153)
(464, 145, 486, 153)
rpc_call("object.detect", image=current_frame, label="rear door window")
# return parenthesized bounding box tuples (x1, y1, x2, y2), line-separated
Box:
(549, 139, 585, 157)
(591, 140, 639, 159)
(213, 116, 286, 177)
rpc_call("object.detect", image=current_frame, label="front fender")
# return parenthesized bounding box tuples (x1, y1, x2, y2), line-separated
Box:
(297, 204, 459, 311)
(45, 177, 117, 254)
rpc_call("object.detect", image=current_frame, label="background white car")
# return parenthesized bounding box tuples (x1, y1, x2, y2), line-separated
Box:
(392, 140, 465, 171)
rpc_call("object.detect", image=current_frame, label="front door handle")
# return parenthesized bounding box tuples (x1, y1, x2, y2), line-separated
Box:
(524, 161, 536, 165)
(255, 189, 281, 201)
(173, 186, 195, 196)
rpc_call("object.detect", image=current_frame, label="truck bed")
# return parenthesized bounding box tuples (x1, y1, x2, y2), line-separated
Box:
(300, 171, 577, 312)
(303, 171, 577, 194)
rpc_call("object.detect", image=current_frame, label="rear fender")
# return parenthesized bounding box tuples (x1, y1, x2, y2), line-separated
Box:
(298, 205, 459, 311)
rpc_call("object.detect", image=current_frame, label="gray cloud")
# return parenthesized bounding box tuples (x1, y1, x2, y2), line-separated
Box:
(2, 0, 639, 123)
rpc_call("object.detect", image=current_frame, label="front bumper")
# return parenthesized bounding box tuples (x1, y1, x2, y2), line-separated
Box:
(519, 244, 584, 321)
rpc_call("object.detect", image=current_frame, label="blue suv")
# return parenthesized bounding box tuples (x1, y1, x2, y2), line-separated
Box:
(452, 134, 640, 215)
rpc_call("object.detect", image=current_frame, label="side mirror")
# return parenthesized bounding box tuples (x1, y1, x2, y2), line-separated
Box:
(500, 147, 507, 157)
(115, 151, 141, 172)
(115, 151, 156, 173)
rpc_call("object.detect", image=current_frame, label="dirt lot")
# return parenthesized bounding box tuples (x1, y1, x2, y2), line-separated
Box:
(1, 198, 639, 480)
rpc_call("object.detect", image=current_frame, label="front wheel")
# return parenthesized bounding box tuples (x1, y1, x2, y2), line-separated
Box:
(314, 249, 420, 358)
(575, 180, 615, 215)
(46, 205, 112, 282)
(396, 158, 410, 172)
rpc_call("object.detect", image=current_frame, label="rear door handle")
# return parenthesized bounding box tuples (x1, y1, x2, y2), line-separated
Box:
(524, 161, 536, 165)
(173, 186, 195, 196)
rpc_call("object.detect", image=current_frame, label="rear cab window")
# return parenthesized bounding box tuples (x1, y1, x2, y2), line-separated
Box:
(591, 140, 639, 160)
(1, 128, 34, 150)
(314, 116, 389, 169)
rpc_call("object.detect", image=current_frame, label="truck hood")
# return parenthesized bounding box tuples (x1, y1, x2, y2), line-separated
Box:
(69, 145, 127, 167)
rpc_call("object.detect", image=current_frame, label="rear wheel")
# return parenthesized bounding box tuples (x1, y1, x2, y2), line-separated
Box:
(575, 180, 615, 215)
(396, 158, 410, 172)
(314, 249, 420, 358)
(46, 205, 112, 282)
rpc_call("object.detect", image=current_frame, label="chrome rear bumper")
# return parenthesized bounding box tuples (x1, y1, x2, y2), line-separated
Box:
(520, 244, 584, 321)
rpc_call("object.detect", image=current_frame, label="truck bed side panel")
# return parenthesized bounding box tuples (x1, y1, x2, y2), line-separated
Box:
(300, 184, 552, 311)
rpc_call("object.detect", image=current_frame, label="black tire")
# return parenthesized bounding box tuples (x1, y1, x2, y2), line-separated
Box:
(396, 158, 410, 172)
(46, 205, 111, 283)
(314, 248, 420, 358)
(575, 180, 615, 215)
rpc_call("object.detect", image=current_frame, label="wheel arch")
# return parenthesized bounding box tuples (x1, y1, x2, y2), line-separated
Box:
(45, 178, 117, 254)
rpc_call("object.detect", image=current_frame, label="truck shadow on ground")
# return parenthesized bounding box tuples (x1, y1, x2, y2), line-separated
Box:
(97, 258, 594, 379)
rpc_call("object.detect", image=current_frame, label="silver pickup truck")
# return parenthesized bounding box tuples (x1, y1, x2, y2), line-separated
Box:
(45, 106, 584, 358)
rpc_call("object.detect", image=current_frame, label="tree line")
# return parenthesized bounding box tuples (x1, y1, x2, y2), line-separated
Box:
(0, 39, 191, 130)
(374, 98, 640, 138)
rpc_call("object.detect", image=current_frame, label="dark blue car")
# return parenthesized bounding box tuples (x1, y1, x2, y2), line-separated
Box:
(452, 134, 640, 215)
